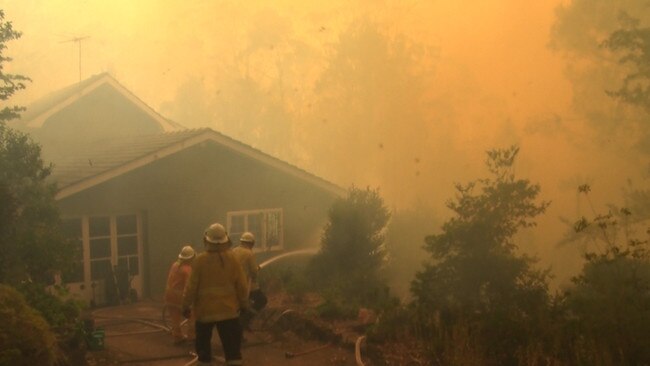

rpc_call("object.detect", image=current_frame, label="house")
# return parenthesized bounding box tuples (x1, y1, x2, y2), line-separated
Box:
(16, 73, 344, 306)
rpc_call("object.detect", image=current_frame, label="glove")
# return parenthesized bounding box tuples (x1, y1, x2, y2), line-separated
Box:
(250, 289, 268, 311)
(182, 307, 191, 319)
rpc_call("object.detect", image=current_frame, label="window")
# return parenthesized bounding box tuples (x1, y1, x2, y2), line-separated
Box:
(53, 213, 143, 306)
(227, 208, 283, 252)
(116, 214, 139, 276)
(61, 214, 142, 283)
(89, 216, 112, 281)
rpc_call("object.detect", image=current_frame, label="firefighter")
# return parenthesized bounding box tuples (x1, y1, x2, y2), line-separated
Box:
(232, 232, 267, 330)
(164, 245, 196, 344)
(182, 223, 249, 366)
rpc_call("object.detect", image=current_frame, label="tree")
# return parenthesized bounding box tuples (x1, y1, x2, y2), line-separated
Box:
(161, 9, 316, 163)
(0, 10, 29, 123)
(603, 21, 650, 114)
(309, 186, 392, 313)
(411, 146, 551, 364)
(550, 3, 650, 154)
(560, 185, 650, 364)
(0, 10, 75, 284)
(0, 11, 83, 365)
(305, 18, 442, 205)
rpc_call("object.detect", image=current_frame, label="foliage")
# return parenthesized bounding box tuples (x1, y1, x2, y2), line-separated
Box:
(366, 301, 414, 343)
(315, 287, 360, 320)
(0, 10, 30, 123)
(0, 10, 76, 285)
(161, 10, 314, 161)
(559, 185, 650, 365)
(411, 146, 552, 365)
(0, 123, 76, 284)
(15, 282, 84, 342)
(0, 11, 84, 363)
(624, 183, 650, 220)
(603, 22, 650, 113)
(309, 186, 393, 314)
(259, 259, 311, 302)
(0, 284, 62, 366)
(306, 18, 440, 201)
(550, 4, 650, 154)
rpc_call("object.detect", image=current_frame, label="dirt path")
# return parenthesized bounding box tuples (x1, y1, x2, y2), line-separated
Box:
(86, 301, 361, 366)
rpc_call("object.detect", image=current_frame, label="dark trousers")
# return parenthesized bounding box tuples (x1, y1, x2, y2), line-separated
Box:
(195, 317, 242, 364)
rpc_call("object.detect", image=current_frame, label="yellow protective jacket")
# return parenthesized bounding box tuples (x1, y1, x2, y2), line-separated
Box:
(232, 245, 259, 291)
(182, 249, 249, 322)
(164, 260, 192, 308)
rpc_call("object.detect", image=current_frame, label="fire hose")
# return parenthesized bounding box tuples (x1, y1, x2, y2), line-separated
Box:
(94, 315, 169, 331)
(183, 352, 225, 366)
(281, 336, 366, 364)
(285, 343, 331, 358)
(355, 335, 367, 366)
(94, 307, 368, 365)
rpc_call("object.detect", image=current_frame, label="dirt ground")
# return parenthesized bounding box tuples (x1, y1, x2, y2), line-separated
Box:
(85, 301, 363, 366)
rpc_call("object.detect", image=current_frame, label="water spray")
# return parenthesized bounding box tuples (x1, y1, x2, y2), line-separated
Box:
(259, 247, 319, 269)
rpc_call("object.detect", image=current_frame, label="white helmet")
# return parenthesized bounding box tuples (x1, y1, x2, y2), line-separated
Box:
(178, 245, 195, 260)
(240, 232, 255, 244)
(204, 223, 229, 244)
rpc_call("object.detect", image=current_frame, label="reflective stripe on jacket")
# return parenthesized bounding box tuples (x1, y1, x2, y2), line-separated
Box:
(182, 249, 248, 322)
(164, 260, 192, 307)
(232, 245, 259, 291)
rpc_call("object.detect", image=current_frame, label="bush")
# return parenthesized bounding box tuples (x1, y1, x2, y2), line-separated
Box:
(1, 282, 87, 365)
(411, 146, 552, 365)
(316, 295, 357, 319)
(309, 186, 392, 314)
(261, 260, 311, 299)
(560, 191, 650, 365)
(16, 282, 82, 335)
(367, 302, 411, 342)
(0, 284, 62, 366)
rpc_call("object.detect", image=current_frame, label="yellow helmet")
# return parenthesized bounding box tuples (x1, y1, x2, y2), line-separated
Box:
(204, 223, 229, 244)
(178, 245, 195, 260)
(240, 232, 255, 244)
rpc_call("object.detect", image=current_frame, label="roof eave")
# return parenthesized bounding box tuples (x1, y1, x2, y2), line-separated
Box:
(55, 130, 344, 200)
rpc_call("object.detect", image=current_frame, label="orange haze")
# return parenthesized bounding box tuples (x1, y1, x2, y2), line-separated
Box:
(2, 0, 648, 286)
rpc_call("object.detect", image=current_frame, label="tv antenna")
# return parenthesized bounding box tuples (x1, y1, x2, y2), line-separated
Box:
(60, 36, 90, 83)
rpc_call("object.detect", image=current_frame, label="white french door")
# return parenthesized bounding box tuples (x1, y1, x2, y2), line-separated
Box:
(62, 214, 143, 306)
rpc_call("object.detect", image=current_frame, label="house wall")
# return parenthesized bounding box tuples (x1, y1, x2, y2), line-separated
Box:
(57, 141, 339, 301)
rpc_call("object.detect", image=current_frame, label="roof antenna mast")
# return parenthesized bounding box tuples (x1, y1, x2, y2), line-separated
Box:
(61, 36, 90, 83)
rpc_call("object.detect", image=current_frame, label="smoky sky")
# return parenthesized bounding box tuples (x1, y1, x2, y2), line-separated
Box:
(2, 0, 649, 285)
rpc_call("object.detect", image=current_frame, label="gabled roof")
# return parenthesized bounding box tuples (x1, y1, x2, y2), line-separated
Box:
(21, 73, 183, 131)
(52, 128, 345, 200)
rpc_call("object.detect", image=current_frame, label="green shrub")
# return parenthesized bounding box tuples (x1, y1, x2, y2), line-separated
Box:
(411, 146, 552, 365)
(15, 282, 85, 353)
(315, 288, 359, 319)
(263, 261, 310, 294)
(0, 284, 62, 366)
(367, 303, 411, 342)
(309, 186, 392, 311)
(16, 282, 82, 330)
(560, 193, 650, 365)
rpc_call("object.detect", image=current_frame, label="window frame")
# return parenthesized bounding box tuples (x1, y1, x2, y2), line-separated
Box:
(61, 213, 143, 284)
(226, 208, 284, 252)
